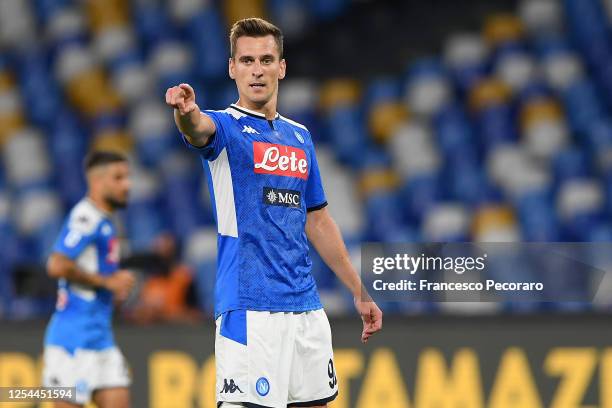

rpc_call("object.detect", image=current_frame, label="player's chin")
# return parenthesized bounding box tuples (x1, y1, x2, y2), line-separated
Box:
(247, 87, 270, 100)
(108, 196, 129, 209)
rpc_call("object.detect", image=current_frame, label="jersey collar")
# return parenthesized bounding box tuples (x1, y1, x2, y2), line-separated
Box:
(230, 103, 280, 120)
(85, 197, 112, 218)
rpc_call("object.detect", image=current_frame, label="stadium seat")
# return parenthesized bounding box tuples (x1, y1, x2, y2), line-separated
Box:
(471, 205, 521, 242)
(268, 0, 311, 40)
(126, 167, 166, 251)
(3, 128, 53, 193)
(519, 0, 564, 36)
(187, 8, 228, 81)
(422, 203, 471, 241)
(49, 110, 88, 206)
(388, 119, 441, 180)
(14, 189, 63, 260)
(129, 101, 181, 167)
(404, 58, 452, 118)
(444, 33, 488, 94)
(557, 178, 605, 240)
(494, 47, 537, 91)
(519, 98, 569, 160)
(160, 152, 205, 238)
(185, 227, 218, 313)
(538, 37, 584, 91)
(278, 79, 320, 138)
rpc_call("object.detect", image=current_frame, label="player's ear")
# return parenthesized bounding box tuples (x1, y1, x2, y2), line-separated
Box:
(279, 58, 286, 80)
(229, 58, 235, 79)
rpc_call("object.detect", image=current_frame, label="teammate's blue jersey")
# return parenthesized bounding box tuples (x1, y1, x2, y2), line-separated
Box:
(44, 199, 120, 352)
(184, 104, 327, 317)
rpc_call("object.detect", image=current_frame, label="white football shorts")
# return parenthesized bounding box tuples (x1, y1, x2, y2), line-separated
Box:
(42, 345, 131, 404)
(216, 309, 339, 407)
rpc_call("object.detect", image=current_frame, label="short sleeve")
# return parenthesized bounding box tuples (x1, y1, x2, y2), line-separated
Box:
(53, 216, 99, 260)
(181, 110, 229, 161)
(305, 145, 328, 212)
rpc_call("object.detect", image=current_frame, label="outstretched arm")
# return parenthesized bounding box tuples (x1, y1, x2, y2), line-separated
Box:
(165, 83, 216, 147)
(306, 207, 383, 343)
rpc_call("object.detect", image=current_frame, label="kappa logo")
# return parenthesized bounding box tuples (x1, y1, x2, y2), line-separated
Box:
(242, 125, 259, 134)
(220, 378, 244, 394)
(263, 187, 301, 208)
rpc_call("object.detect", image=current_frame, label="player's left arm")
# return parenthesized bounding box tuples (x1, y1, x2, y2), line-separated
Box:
(306, 207, 383, 343)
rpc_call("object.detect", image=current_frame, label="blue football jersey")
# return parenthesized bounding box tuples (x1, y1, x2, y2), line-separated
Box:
(44, 199, 120, 352)
(184, 104, 327, 317)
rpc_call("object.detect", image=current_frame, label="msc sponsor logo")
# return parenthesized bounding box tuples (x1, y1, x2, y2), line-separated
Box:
(253, 142, 308, 179)
(263, 187, 301, 208)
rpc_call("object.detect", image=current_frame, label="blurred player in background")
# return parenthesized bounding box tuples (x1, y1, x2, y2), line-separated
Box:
(42, 151, 135, 408)
(166, 17, 382, 407)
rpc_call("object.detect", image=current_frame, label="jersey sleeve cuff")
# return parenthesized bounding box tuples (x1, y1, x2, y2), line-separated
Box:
(306, 201, 328, 212)
(181, 132, 215, 150)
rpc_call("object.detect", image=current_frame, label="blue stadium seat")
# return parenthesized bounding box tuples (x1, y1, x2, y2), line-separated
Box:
(398, 172, 442, 223)
(363, 192, 417, 241)
(133, 3, 177, 50)
(268, 0, 311, 39)
(552, 147, 591, 188)
(309, 0, 350, 20)
(185, 228, 218, 314)
(324, 105, 368, 168)
(49, 110, 88, 206)
(33, 0, 73, 24)
(514, 189, 560, 241)
(160, 153, 205, 238)
(364, 77, 402, 111)
(444, 157, 500, 205)
(187, 9, 228, 81)
(475, 104, 518, 151)
(433, 104, 475, 157)
(586, 118, 612, 155)
(561, 79, 605, 133)
(17, 49, 63, 128)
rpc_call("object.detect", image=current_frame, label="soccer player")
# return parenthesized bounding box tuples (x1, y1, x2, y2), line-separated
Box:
(42, 151, 135, 408)
(166, 17, 383, 407)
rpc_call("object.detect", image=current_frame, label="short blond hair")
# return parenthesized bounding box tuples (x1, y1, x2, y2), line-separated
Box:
(229, 17, 283, 59)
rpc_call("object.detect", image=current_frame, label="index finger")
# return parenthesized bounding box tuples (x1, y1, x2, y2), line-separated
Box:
(179, 83, 194, 95)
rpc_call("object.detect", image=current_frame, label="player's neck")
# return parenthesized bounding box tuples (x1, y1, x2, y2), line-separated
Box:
(235, 98, 277, 120)
(86, 194, 114, 215)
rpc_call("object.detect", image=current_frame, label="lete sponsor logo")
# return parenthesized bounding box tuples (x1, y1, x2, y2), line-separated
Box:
(106, 237, 120, 264)
(253, 142, 308, 179)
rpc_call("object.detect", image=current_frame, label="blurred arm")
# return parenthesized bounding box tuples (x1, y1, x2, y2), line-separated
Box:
(47, 252, 105, 288)
(47, 253, 135, 301)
